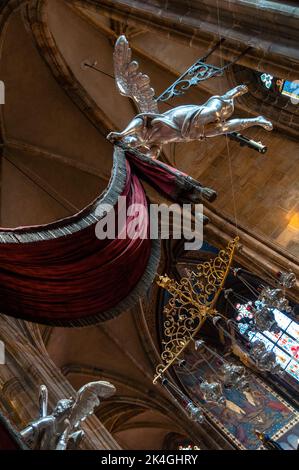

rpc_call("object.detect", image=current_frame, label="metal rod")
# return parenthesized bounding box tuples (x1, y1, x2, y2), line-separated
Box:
(83, 62, 115, 80)
(156, 45, 251, 103)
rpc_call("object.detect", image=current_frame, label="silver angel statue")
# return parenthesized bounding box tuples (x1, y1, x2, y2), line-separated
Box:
(20, 381, 116, 450)
(107, 35, 273, 159)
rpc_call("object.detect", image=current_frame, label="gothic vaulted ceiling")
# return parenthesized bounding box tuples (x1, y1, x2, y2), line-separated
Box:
(0, 0, 298, 449)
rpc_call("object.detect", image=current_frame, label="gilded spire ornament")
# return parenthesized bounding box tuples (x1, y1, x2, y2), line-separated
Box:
(153, 238, 239, 383)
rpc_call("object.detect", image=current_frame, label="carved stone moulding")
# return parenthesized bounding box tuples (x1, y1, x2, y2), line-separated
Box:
(203, 205, 299, 304)
(77, 0, 299, 80)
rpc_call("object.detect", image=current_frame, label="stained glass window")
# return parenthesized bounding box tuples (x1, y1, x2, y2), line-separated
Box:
(260, 73, 274, 90)
(258, 72, 299, 104)
(236, 303, 299, 382)
(281, 80, 299, 102)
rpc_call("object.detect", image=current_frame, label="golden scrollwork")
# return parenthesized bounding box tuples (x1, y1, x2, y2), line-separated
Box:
(153, 237, 239, 384)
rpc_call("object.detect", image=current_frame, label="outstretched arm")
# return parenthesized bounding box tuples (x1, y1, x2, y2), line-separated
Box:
(20, 416, 54, 448)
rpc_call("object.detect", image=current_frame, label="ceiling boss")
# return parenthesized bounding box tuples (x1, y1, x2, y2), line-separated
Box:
(107, 35, 273, 159)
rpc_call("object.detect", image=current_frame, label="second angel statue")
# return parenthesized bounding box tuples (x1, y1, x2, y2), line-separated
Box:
(20, 381, 116, 450)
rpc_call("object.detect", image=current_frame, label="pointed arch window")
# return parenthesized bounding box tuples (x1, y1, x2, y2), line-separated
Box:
(258, 72, 299, 103)
(236, 303, 299, 382)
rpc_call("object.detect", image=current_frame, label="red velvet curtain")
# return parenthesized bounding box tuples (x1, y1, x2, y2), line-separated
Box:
(0, 161, 152, 325)
(0, 413, 25, 450)
(0, 150, 215, 326)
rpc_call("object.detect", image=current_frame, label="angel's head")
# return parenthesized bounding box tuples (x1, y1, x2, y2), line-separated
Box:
(52, 398, 74, 418)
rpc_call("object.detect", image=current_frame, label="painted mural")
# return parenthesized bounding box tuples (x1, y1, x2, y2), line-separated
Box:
(176, 348, 299, 449)
(275, 421, 299, 450)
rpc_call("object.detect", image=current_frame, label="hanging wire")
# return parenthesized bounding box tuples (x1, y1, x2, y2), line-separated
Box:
(215, 0, 239, 236)
(160, 379, 193, 413)
(180, 361, 203, 383)
(164, 375, 205, 411)
(241, 254, 289, 286)
(206, 314, 245, 343)
(82, 62, 115, 80)
(196, 349, 223, 379)
(199, 340, 229, 365)
(177, 363, 207, 401)
(161, 376, 207, 425)
(3, 152, 75, 214)
(164, 377, 189, 399)
(229, 290, 254, 305)
(156, 39, 250, 103)
(178, 353, 230, 407)
(225, 294, 248, 313)
(234, 273, 261, 297)
(225, 135, 239, 235)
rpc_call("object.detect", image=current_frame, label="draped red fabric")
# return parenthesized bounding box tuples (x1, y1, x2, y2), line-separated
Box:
(126, 151, 187, 199)
(0, 149, 215, 325)
(0, 413, 25, 450)
(0, 160, 152, 325)
(125, 150, 217, 204)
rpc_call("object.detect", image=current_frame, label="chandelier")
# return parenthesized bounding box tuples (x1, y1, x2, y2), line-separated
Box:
(154, 238, 297, 427)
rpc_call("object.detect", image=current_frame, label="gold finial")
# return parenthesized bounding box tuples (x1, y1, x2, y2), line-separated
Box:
(156, 274, 172, 289)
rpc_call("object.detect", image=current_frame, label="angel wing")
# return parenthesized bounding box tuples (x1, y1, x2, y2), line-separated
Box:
(113, 35, 159, 114)
(69, 381, 116, 429)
